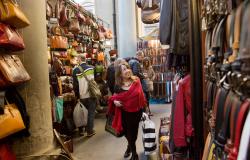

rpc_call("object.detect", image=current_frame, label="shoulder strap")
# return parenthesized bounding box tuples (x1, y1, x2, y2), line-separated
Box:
(78, 65, 90, 82)
(0, 91, 5, 114)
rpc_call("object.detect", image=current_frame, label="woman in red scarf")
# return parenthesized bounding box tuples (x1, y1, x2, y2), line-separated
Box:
(108, 62, 146, 160)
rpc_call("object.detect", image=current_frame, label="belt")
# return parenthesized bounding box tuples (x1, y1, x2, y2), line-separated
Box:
(228, 99, 250, 160)
(216, 91, 234, 146)
(229, 3, 243, 63)
(212, 86, 229, 158)
(224, 94, 243, 155)
(214, 86, 229, 140)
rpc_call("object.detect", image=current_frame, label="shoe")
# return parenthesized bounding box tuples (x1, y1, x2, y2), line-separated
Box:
(130, 153, 138, 160)
(124, 146, 131, 158)
(87, 130, 96, 137)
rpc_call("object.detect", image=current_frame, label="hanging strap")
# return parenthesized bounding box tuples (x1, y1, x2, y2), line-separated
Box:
(78, 65, 90, 83)
(0, 91, 5, 114)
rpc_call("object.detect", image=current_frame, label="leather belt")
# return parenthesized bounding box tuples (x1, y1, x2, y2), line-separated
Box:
(214, 86, 229, 140)
(228, 99, 250, 160)
(224, 94, 243, 155)
(213, 85, 229, 158)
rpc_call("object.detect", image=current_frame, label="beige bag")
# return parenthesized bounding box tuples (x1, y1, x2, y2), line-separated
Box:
(141, 7, 160, 24)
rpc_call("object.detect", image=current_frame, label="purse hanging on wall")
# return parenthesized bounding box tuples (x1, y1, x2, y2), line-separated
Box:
(0, 55, 31, 88)
(0, 0, 30, 28)
(0, 91, 25, 139)
(0, 23, 25, 51)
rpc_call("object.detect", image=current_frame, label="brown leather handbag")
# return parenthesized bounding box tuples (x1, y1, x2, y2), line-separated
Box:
(0, 23, 25, 51)
(0, 55, 31, 88)
(59, 1, 69, 27)
(0, 0, 30, 28)
(141, 7, 160, 24)
(69, 17, 80, 33)
(50, 36, 68, 50)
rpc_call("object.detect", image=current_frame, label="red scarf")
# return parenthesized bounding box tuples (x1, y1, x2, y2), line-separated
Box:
(108, 79, 146, 134)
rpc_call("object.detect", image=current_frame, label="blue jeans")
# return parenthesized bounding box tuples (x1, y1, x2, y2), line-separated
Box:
(80, 98, 97, 133)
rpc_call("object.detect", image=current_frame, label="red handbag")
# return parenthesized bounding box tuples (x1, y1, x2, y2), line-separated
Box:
(0, 23, 25, 51)
(0, 143, 16, 160)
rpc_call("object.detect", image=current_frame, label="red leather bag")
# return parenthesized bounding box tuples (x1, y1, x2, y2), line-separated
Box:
(0, 23, 25, 51)
(59, 1, 69, 27)
(0, 143, 16, 160)
(69, 17, 80, 33)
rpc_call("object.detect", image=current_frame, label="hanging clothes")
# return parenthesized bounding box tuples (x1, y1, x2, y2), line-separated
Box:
(173, 74, 194, 147)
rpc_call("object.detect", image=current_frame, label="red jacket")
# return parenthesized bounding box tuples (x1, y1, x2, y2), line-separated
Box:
(108, 79, 146, 134)
(173, 74, 194, 147)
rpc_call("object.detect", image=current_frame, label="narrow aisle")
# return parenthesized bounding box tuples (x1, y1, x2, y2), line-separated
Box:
(73, 104, 171, 160)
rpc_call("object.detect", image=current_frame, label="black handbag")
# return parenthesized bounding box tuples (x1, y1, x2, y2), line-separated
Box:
(105, 114, 124, 138)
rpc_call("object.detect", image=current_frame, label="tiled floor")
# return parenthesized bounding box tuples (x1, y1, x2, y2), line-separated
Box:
(72, 104, 171, 160)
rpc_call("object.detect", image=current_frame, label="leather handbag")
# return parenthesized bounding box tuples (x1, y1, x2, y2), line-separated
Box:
(0, 55, 31, 88)
(69, 17, 80, 33)
(50, 36, 68, 50)
(0, 23, 25, 51)
(0, 0, 30, 28)
(77, 12, 86, 24)
(46, 1, 53, 20)
(105, 114, 124, 137)
(105, 29, 113, 39)
(59, 1, 69, 27)
(0, 98, 25, 139)
(141, 7, 160, 24)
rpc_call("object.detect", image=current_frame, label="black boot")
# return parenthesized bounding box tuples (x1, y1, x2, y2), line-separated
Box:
(124, 145, 131, 158)
(130, 153, 138, 160)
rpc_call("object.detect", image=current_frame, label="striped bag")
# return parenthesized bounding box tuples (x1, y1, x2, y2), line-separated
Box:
(141, 112, 157, 155)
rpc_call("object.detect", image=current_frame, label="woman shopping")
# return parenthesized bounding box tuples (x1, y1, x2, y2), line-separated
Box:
(142, 57, 155, 115)
(107, 61, 146, 160)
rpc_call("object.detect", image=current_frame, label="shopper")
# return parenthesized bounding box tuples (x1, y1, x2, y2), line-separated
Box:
(142, 57, 155, 100)
(108, 61, 146, 160)
(129, 51, 149, 112)
(106, 56, 117, 94)
(72, 55, 97, 137)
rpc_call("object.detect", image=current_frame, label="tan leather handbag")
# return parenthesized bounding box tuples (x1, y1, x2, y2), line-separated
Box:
(0, 101, 25, 139)
(0, 0, 30, 28)
(0, 55, 31, 88)
(105, 29, 113, 39)
(0, 23, 25, 51)
(50, 36, 68, 50)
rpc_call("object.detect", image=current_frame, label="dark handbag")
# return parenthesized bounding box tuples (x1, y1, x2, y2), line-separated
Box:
(105, 114, 124, 137)
(0, 23, 25, 51)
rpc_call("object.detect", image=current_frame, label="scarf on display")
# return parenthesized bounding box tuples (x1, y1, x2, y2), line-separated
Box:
(108, 79, 146, 134)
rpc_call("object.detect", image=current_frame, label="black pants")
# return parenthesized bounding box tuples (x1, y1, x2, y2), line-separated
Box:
(122, 109, 142, 155)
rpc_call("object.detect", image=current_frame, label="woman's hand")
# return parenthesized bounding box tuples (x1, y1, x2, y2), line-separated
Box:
(114, 100, 123, 107)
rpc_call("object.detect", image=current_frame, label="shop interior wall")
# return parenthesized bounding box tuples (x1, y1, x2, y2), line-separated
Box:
(12, 0, 54, 157)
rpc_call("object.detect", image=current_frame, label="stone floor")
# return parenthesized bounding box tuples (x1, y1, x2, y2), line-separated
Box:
(72, 104, 171, 160)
